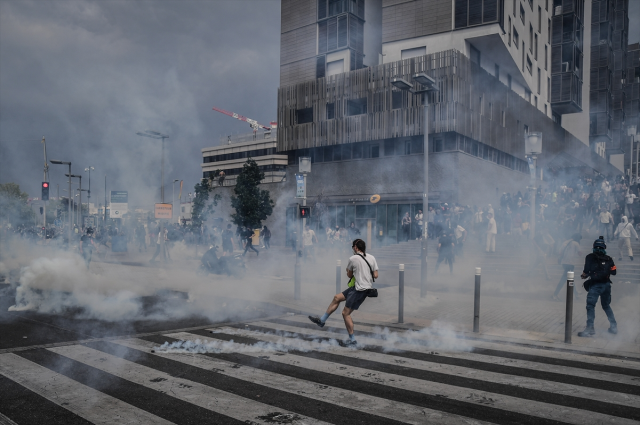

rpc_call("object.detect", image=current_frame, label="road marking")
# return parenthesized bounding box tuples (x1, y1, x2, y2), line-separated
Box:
(0, 353, 173, 425)
(47, 344, 330, 425)
(115, 337, 494, 425)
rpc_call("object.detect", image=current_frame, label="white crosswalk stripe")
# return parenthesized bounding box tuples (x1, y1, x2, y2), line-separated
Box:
(0, 353, 173, 425)
(0, 315, 639, 425)
(47, 344, 330, 425)
(170, 330, 638, 425)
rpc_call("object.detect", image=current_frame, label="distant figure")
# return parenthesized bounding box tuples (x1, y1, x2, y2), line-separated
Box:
(242, 227, 259, 257)
(415, 209, 424, 240)
(135, 224, 147, 252)
(262, 225, 271, 249)
(486, 213, 497, 253)
(218, 171, 226, 186)
(435, 231, 455, 275)
(222, 224, 235, 255)
(401, 212, 411, 241)
(79, 228, 96, 269)
(614, 216, 638, 261)
(303, 224, 317, 259)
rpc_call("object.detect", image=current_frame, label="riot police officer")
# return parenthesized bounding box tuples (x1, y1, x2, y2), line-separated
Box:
(578, 237, 617, 337)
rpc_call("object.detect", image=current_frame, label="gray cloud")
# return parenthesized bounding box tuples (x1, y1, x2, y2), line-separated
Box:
(0, 0, 280, 206)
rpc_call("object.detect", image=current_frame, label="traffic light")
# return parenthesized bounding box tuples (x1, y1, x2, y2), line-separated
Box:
(299, 206, 310, 218)
(41, 182, 50, 201)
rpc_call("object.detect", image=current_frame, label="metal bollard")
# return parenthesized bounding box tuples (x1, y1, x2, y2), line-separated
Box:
(336, 260, 341, 294)
(564, 271, 574, 344)
(399, 264, 405, 323)
(473, 267, 481, 333)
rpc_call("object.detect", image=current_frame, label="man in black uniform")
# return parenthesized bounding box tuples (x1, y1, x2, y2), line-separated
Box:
(578, 237, 618, 337)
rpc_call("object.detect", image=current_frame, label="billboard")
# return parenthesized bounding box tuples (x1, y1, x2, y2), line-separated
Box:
(110, 191, 128, 218)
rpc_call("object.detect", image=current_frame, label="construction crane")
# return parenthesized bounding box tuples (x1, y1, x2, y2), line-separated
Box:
(212, 106, 272, 132)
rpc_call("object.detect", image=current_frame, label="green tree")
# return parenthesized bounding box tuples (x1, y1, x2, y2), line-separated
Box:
(190, 175, 222, 230)
(0, 183, 35, 226)
(230, 159, 274, 228)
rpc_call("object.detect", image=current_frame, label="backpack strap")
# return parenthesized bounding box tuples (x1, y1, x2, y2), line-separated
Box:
(357, 254, 375, 282)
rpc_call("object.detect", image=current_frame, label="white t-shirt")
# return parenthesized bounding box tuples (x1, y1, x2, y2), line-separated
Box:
(347, 253, 378, 291)
(454, 225, 466, 239)
(303, 229, 315, 246)
(487, 218, 497, 234)
(626, 193, 637, 205)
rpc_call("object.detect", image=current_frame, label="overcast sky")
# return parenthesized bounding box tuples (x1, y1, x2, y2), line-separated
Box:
(1, 0, 639, 207)
(0, 0, 280, 207)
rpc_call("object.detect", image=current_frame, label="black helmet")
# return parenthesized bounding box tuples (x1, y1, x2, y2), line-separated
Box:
(593, 236, 606, 250)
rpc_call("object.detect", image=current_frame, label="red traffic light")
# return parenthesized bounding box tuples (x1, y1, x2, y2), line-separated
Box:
(42, 182, 49, 188)
(299, 206, 310, 217)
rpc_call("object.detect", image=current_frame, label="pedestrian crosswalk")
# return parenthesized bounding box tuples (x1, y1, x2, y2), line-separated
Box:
(1, 315, 639, 424)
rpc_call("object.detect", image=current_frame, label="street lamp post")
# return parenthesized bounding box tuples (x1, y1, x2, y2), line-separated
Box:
(85, 167, 94, 220)
(627, 126, 638, 184)
(137, 130, 169, 261)
(525, 132, 543, 264)
(392, 73, 438, 298)
(50, 160, 72, 246)
(294, 157, 311, 300)
(172, 179, 180, 223)
(66, 174, 82, 228)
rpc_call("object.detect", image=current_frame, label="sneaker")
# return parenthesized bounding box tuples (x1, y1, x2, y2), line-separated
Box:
(308, 316, 325, 328)
(577, 327, 595, 337)
(630, 256, 634, 261)
(343, 339, 358, 346)
(608, 325, 618, 335)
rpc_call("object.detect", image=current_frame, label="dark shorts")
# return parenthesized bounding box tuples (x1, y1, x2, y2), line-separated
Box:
(222, 240, 233, 252)
(342, 286, 368, 310)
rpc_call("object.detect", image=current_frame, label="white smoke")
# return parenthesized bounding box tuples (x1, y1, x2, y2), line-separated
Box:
(8, 255, 143, 320)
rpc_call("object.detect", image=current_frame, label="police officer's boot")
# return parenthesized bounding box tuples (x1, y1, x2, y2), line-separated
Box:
(577, 326, 595, 337)
(608, 324, 618, 335)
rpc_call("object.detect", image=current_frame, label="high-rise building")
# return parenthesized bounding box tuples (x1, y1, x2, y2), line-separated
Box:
(202, 0, 629, 247)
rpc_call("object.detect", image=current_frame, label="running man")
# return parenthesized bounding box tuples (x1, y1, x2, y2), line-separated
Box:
(79, 227, 96, 269)
(309, 238, 378, 346)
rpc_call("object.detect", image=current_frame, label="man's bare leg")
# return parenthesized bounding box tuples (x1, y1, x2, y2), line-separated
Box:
(309, 292, 345, 327)
(341, 306, 354, 335)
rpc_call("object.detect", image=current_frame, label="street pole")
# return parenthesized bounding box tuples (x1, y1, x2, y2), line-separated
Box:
(421, 92, 429, 298)
(294, 203, 301, 300)
(104, 175, 107, 229)
(161, 136, 166, 261)
(68, 164, 72, 245)
(530, 155, 537, 243)
(78, 176, 82, 228)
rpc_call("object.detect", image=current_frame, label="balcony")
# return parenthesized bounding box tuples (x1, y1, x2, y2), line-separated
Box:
(589, 112, 612, 142)
(551, 72, 583, 114)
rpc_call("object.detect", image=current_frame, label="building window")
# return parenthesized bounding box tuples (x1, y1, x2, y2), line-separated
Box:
(534, 33, 538, 59)
(526, 55, 532, 74)
(513, 0, 516, 16)
(508, 17, 512, 45)
(502, 110, 506, 127)
(537, 68, 541, 94)
(316, 56, 326, 79)
(326, 102, 335, 120)
(513, 28, 519, 46)
(479, 95, 483, 114)
(326, 59, 344, 76)
(401, 46, 426, 60)
(370, 144, 379, 158)
(520, 4, 525, 24)
(495, 64, 500, 79)
(545, 0, 548, 11)
(296, 107, 313, 124)
(525, 90, 531, 102)
(392, 91, 403, 109)
(524, 124, 529, 134)
(508, 74, 512, 89)
(317, 14, 363, 55)
(528, 0, 532, 9)
(404, 140, 411, 155)
(552, 112, 561, 124)
(547, 77, 550, 99)
(538, 6, 542, 32)
(470, 44, 481, 64)
(544, 104, 547, 115)
(534, 96, 538, 108)
(346, 98, 367, 116)
(488, 102, 493, 120)
(455, 0, 500, 28)
(544, 45, 548, 70)
(529, 25, 533, 52)
(547, 18, 550, 41)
